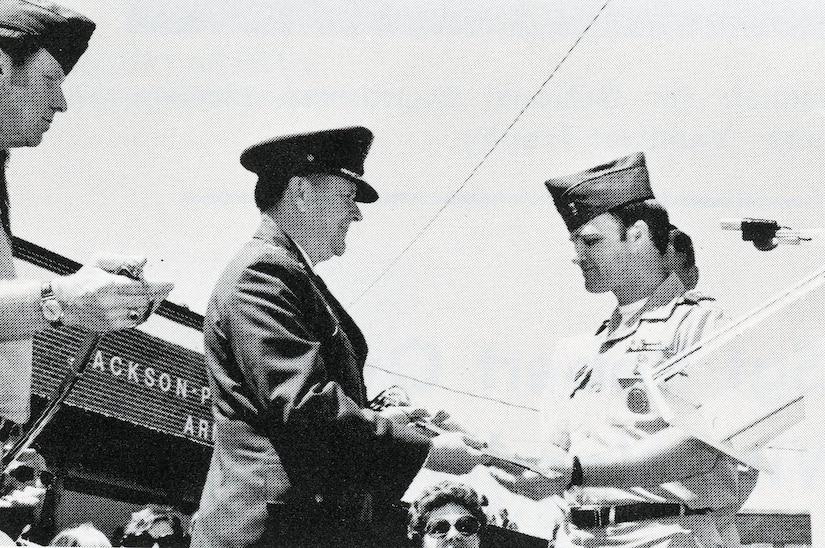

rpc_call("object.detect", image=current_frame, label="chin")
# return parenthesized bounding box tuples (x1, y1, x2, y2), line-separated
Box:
(25, 134, 45, 147)
(583, 280, 609, 294)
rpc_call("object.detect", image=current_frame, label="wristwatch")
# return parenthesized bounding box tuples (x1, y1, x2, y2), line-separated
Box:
(40, 281, 64, 328)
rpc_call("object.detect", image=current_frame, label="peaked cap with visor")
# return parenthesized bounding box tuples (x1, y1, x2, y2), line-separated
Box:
(241, 126, 378, 204)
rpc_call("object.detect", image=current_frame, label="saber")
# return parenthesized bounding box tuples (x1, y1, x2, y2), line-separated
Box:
(1, 332, 101, 468)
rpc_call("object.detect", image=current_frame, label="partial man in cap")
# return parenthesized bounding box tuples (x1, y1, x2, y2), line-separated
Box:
(191, 127, 486, 548)
(0, 1, 172, 433)
(491, 153, 755, 546)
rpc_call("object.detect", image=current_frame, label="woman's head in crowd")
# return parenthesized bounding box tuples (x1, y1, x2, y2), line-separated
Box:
(50, 523, 111, 547)
(408, 481, 487, 548)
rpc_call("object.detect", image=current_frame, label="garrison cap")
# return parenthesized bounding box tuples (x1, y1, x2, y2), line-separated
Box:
(0, 0, 95, 75)
(544, 152, 654, 232)
(241, 126, 378, 203)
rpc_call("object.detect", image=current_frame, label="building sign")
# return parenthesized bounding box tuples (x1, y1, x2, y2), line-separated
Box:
(32, 327, 215, 446)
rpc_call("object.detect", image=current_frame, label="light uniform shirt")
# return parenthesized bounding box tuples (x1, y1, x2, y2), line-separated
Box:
(0, 229, 33, 425)
(543, 274, 753, 547)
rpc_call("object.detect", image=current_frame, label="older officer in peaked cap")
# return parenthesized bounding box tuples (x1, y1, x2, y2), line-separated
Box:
(0, 1, 171, 437)
(491, 153, 755, 547)
(192, 127, 486, 548)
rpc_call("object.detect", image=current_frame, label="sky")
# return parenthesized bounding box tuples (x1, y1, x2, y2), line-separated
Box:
(7, 0, 825, 537)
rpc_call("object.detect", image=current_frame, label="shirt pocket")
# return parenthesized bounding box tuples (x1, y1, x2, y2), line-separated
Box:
(614, 340, 677, 430)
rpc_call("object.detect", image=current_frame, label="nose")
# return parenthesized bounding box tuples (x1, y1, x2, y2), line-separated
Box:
(572, 241, 587, 266)
(444, 526, 461, 540)
(352, 202, 362, 222)
(51, 85, 67, 112)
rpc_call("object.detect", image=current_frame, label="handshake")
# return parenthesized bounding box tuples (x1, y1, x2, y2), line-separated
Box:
(373, 388, 572, 500)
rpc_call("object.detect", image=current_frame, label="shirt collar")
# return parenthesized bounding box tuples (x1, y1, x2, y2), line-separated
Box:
(601, 273, 687, 343)
(291, 239, 315, 274)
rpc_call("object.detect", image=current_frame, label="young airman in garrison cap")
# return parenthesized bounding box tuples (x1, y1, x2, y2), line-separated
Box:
(0, 1, 172, 432)
(192, 127, 485, 548)
(491, 152, 756, 547)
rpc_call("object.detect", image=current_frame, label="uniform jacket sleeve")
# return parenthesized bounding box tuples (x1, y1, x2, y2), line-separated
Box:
(217, 252, 430, 500)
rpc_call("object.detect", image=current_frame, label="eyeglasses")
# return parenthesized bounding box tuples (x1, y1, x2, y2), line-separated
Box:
(6, 466, 54, 487)
(425, 516, 481, 538)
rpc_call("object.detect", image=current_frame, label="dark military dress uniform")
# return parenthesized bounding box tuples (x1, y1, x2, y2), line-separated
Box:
(191, 129, 431, 548)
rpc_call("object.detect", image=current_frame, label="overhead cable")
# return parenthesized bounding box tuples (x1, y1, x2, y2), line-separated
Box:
(350, 0, 614, 307)
(366, 363, 540, 411)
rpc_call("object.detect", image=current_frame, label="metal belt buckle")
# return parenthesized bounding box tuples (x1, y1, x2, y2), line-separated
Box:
(576, 505, 610, 528)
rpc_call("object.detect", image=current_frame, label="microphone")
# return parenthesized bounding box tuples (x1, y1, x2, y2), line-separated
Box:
(721, 218, 818, 251)
(720, 218, 781, 251)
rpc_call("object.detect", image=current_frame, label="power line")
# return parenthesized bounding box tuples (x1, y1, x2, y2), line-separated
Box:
(350, 0, 614, 307)
(766, 445, 805, 453)
(366, 363, 540, 411)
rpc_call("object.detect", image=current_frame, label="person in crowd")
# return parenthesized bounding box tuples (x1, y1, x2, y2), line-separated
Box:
(116, 504, 186, 548)
(491, 153, 755, 546)
(408, 481, 487, 548)
(49, 523, 111, 547)
(0, 0, 172, 435)
(191, 127, 484, 548)
(0, 447, 52, 543)
(495, 508, 518, 532)
(667, 226, 699, 290)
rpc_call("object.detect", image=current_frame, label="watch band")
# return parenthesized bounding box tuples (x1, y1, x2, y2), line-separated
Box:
(40, 280, 64, 328)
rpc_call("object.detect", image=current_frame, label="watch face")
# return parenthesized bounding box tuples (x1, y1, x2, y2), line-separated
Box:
(42, 299, 63, 322)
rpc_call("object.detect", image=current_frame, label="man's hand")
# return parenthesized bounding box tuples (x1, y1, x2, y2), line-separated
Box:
(424, 432, 491, 475)
(488, 466, 566, 500)
(487, 444, 573, 500)
(378, 406, 430, 426)
(92, 253, 148, 278)
(51, 254, 173, 332)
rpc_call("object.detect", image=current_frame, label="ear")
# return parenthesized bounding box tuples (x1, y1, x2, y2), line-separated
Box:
(627, 219, 649, 244)
(289, 176, 311, 212)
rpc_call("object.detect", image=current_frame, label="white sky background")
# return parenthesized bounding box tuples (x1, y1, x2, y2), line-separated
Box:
(7, 0, 825, 531)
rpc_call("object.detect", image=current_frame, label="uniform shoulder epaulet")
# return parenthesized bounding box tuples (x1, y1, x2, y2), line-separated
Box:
(679, 289, 716, 305)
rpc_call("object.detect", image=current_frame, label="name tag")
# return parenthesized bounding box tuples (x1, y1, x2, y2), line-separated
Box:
(627, 339, 668, 352)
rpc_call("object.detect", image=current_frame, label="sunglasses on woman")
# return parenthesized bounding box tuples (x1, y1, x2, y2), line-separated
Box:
(5, 466, 54, 487)
(425, 516, 481, 538)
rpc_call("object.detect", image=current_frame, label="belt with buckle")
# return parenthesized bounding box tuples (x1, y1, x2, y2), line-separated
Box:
(569, 503, 712, 529)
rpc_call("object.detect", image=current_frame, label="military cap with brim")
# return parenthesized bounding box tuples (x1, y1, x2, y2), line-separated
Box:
(0, 0, 95, 75)
(241, 126, 378, 203)
(544, 152, 654, 232)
